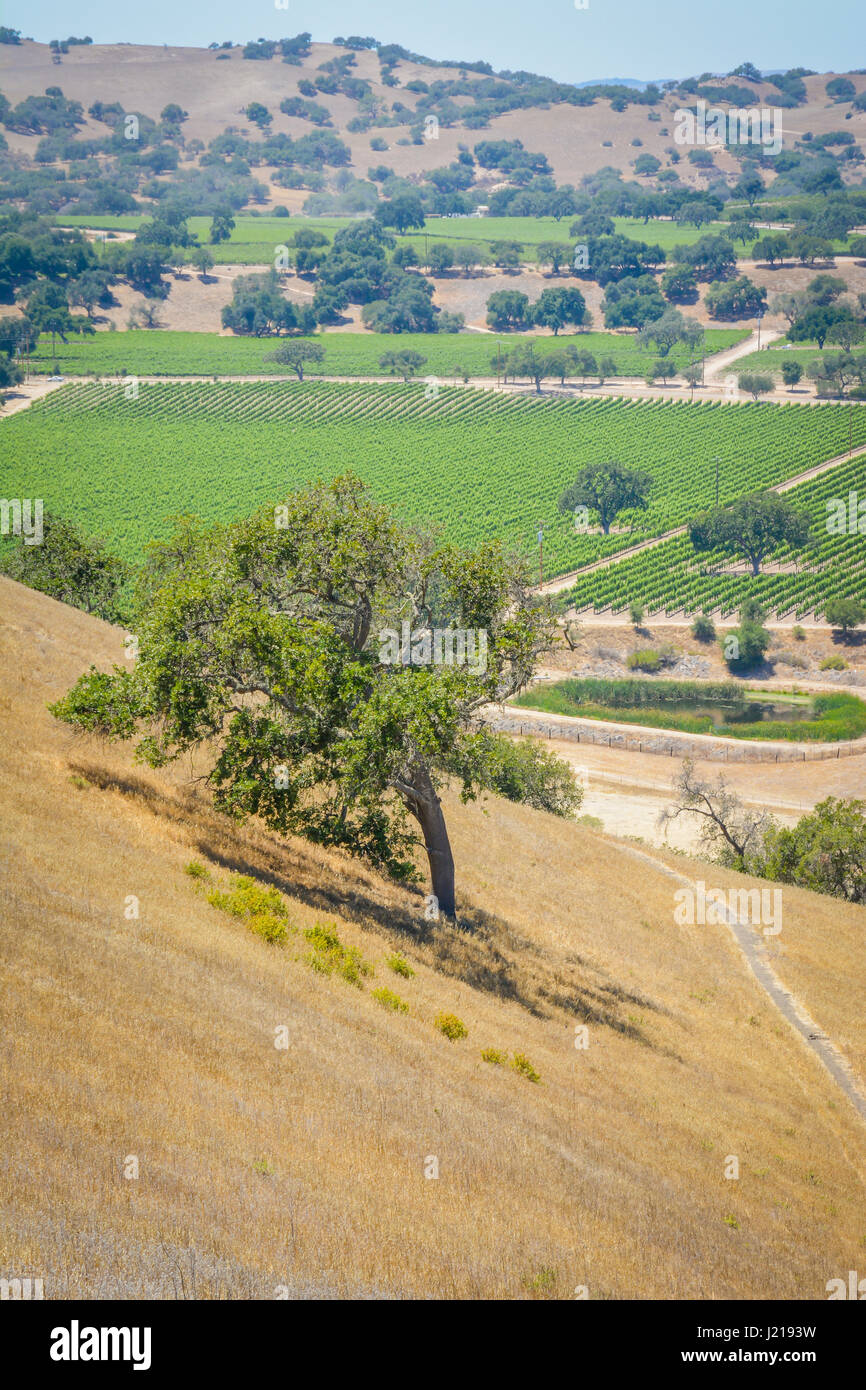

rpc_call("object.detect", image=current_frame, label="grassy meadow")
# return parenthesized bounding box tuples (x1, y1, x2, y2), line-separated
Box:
(27, 327, 748, 378)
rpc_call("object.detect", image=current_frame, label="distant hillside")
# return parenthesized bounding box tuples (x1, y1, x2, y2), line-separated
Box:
(1, 38, 864, 214)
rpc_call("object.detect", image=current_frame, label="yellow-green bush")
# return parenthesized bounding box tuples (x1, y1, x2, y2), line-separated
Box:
(372, 986, 409, 1014)
(207, 874, 287, 919)
(510, 1052, 541, 1083)
(435, 1012, 467, 1041)
(386, 952, 415, 979)
(205, 873, 291, 945)
(303, 923, 373, 986)
(480, 1047, 507, 1065)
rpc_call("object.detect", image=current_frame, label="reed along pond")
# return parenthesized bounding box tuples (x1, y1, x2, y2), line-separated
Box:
(512, 678, 866, 742)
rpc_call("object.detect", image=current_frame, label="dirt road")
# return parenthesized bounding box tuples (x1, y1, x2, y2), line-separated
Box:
(621, 842, 866, 1125)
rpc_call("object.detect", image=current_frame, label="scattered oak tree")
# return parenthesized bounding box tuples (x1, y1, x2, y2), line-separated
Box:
(263, 340, 325, 379)
(558, 460, 652, 535)
(531, 286, 588, 335)
(486, 289, 530, 330)
(50, 476, 554, 920)
(379, 349, 427, 381)
(659, 759, 775, 869)
(689, 491, 811, 576)
(823, 597, 866, 638)
(737, 371, 774, 400)
(637, 306, 687, 357)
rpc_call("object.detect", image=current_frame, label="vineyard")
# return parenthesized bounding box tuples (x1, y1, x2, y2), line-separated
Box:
(26, 327, 748, 379)
(59, 214, 741, 265)
(562, 450, 866, 618)
(734, 345, 846, 379)
(3, 383, 865, 582)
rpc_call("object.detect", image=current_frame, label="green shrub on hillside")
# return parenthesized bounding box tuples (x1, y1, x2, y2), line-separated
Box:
(435, 1012, 467, 1041)
(510, 1052, 541, 1082)
(691, 612, 716, 642)
(372, 986, 409, 1013)
(303, 924, 373, 984)
(386, 952, 415, 978)
(206, 874, 292, 944)
(627, 649, 662, 672)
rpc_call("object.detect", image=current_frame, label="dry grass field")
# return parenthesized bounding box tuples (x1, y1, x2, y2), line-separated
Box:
(2, 41, 865, 199)
(2, 574, 866, 1300)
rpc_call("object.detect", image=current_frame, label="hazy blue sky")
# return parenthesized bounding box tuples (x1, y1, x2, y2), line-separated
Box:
(7, 0, 864, 84)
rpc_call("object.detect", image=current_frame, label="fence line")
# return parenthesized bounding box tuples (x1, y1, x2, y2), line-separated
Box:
(490, 714, 864, 765)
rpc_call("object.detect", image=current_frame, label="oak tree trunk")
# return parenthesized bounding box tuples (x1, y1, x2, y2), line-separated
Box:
(401, 765, 456, 920)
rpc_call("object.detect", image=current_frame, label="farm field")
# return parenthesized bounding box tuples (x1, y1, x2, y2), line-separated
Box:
(59, 213, 765, 264)
(4, 382, 865, 577)
(562, 449, 866, 618)
(27, 327, 748, 379)
(734, 345, 858, 379)
(387, 216, 760, 261)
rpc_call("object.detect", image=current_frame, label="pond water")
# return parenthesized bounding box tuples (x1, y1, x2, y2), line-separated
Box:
(659, 697, 814, 726)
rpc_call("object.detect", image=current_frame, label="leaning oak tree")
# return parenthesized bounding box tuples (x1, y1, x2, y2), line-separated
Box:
(51, 476, 553, 921)
(558, 459, 652, 535)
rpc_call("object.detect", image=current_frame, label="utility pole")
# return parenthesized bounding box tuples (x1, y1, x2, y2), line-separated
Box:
(756, 309, 764, 351)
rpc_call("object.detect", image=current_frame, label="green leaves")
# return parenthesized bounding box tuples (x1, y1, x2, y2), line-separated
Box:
(50, 474, 553, 892)
(0, 511, 131, 623)
(756, 797, 866, 903)
(49, 666, 143, 741)
(558, 459, 652, 535)
(690, 491, 811, 576)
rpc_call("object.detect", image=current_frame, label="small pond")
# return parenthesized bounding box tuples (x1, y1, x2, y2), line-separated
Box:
(658, 696, 814, 726)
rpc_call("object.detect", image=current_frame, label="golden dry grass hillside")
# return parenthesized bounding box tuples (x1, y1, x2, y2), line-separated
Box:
(2, 574, 866, 1300)
(1, 40, 865, 195)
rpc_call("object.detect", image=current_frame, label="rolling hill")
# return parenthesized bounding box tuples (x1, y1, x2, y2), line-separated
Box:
(1, 39, 865, 208)
(2, 574, 865, 1298)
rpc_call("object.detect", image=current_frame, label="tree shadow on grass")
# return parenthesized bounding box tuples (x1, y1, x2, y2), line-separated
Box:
(70, 756, 674, 1048)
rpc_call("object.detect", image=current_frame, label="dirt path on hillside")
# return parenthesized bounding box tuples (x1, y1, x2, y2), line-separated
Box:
(618, 842, 866, 1125)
